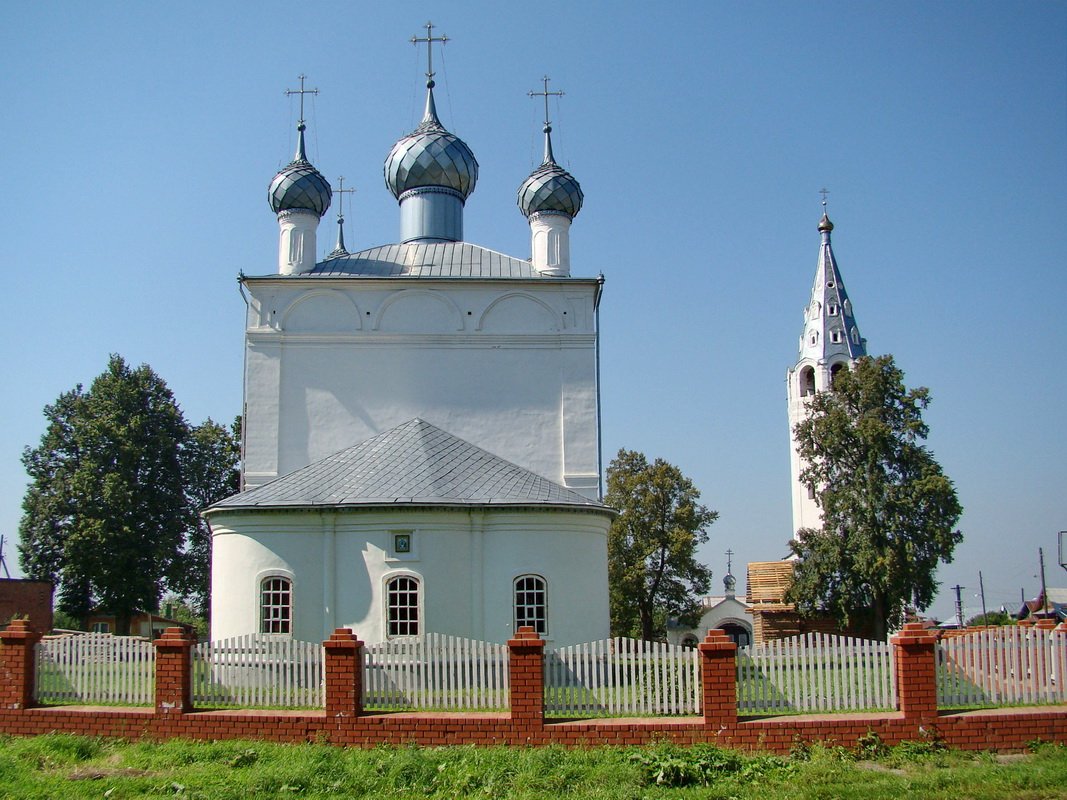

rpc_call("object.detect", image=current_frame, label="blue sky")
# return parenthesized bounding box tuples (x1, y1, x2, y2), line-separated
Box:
(2, 2, 1064, 624)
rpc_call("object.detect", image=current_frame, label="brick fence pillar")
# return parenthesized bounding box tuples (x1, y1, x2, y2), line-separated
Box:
(891, 621, 938, 721)
(154, 626, 195, 715)
(698, 629, 738, 727)
(508, 626, 545, 729)
(0, 619, 41, 709)
(324, 628, 364, 718)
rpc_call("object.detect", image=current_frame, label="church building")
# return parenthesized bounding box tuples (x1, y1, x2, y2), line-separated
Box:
(205, 31, 613, 646)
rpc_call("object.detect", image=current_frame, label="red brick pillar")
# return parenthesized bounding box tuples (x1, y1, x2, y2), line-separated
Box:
(1035, 617, 1057, 632)
(0, 619, 41, 709)
(154, 626, 195, 715)
(891, 622, 938, 721)
(508, 626, 545, 729)
(698, 629, 738, 727)
(324, 628, 364, 718)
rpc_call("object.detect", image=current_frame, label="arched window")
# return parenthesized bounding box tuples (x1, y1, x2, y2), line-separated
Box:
(260, 576, 292, 634)
(514, 575, 547, 635)
(830, 362, 846, 386)
(799, 366, 816, 397)
(387, 575, 420, 637)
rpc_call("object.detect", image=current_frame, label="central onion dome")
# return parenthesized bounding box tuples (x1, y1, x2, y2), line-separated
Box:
(517, 124, 583, 219)
(268, 123, 332, 217)
(384, 82, 478, 202)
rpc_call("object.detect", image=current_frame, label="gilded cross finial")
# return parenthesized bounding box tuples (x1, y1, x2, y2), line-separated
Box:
(819, 187, 830, 212)
(286, 74, 319, 127)
(725, 549, 734, 575)
(411, 21, 449, 85)
(528, 75, 564, 132)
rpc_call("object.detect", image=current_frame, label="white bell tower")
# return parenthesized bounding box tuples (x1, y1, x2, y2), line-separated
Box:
(786, 201, 867, 536)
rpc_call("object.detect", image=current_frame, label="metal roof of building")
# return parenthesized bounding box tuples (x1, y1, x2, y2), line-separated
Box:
(308, 241, 539, 278)
(205, 418, 609, 514)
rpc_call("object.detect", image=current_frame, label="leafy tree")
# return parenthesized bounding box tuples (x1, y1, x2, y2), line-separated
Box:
(606, 449, 717, 641)
(787, 354, 962, 640)
(19, 355, 192, 635)
(966, 610, 1013, 627)
(176, 417, 240, 619)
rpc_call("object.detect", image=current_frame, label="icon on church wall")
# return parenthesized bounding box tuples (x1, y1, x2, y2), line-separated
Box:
(394, 533, 412, 554)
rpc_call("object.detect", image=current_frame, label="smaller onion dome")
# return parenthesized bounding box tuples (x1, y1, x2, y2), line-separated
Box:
(268, 123, 332, 217)
(517, 124, 583, 219)
(385, 83, 478, 201)
(818, 212, 834, 233)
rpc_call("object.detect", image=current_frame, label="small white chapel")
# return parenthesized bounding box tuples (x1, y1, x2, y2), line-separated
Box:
(205, 28, 613, 646)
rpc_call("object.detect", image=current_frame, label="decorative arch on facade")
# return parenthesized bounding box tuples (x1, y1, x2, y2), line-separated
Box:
(829, 361, 847, 385)
(799, 365, 816, 397)
(374, 289, 464, 332)
(477, 292, 561, 333)
(279, 290, 363, 332)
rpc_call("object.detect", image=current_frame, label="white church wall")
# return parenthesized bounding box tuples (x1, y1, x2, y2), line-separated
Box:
(241, 279, 601, 498)
(209, 507, 610, 647)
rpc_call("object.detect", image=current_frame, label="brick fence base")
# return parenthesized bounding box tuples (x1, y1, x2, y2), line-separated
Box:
(0, 705, 1064, 752)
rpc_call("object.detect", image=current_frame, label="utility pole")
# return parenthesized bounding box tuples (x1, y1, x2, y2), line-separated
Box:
(1040, 547, 1049, 615)
(952, 584, 965, 629)
(0, 535, 9, 578)
(978, 570, 988, 620)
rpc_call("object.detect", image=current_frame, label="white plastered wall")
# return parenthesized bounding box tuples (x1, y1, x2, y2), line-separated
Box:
(208, 507, 610, 646)
(241, 278, 601, 499)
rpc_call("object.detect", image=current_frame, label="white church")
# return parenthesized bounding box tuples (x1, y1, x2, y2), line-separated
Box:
(205, 33, 613, 646)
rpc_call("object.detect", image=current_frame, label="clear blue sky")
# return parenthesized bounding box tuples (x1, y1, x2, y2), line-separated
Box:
(2, 2, 1064, 624)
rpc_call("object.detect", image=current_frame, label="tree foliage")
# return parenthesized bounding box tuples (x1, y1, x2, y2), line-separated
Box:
(786, 354, 962, 640)
(606, 449, 717, 641)
(175, 417, 241, 620)
(18, 356, 239, 634)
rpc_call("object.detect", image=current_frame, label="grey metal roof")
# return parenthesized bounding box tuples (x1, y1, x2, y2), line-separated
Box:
(205, 418, 609, 514)
(310, 241, 539, 278)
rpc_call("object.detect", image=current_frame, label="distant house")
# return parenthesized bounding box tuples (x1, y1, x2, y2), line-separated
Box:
(83, 610, 192, 639)
(1016, 589, 1067, 622)
(0, 578, 53, 634)
(746, 560, 875, 643)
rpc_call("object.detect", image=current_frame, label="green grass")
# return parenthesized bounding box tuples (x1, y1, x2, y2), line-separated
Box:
(2, 734, 1067, 799)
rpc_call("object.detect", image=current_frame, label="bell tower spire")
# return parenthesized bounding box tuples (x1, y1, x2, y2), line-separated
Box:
(786, 197, 868, 536)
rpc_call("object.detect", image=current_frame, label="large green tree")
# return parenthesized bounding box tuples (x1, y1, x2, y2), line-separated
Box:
(606, 449, 717, 641)
(176, 417, 241, 619)
(19, 355, 193, 634)
(787, 354, 963, 640)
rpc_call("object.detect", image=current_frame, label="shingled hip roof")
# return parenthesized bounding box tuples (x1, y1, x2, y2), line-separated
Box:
(204, 418, 610, 515)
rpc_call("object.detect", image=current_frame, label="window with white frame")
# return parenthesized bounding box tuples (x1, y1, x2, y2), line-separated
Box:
(387, 575, 420, 637)
(260, 576, 292, 634)
(514, 575, 547, 635)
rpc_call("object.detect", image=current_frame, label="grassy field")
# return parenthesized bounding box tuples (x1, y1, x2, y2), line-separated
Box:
(1, 734, 1067, 799)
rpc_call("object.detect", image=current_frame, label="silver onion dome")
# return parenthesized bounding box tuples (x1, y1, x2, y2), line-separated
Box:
(268, 123, 332, 217)
(384, 84, 478, 201)
(517, 125, 583, 219)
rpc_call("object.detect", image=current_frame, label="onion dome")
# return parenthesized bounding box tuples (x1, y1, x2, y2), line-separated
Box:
(384, 82, 478, 201)
(818, 212, 834, 233)
(518, 123, 583, 219)
(268, 122, 332, 217)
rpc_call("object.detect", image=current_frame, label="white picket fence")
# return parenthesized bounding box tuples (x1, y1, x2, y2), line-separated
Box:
(544, 638, 701, 716)
(34, 633, 155, 705)
(937, 627, 1067, 706)
(362, 633, 509, 710)
(192, 635, 325, 708)
(737, 632, 896, 713)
